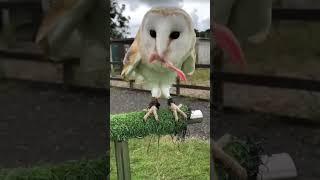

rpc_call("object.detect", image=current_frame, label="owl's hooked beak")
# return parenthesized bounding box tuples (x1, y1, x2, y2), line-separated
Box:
(149, 53, 187, 81)
(214, 23, 246, 67)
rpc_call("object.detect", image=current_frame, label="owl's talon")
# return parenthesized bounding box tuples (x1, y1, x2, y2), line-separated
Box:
(143, 105, 159, 122)
(170, 103, 187, 121)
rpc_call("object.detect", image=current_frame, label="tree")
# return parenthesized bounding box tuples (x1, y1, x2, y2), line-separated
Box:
(110, 0, 130, 39)
(194, 29, 199, 37)
(194, 28, 210, 38)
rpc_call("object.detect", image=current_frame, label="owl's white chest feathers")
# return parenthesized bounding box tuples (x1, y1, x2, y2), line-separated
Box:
(136, 60, 178, 88)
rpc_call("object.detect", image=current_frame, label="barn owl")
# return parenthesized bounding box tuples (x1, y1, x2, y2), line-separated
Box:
(121, 7, 197, 121)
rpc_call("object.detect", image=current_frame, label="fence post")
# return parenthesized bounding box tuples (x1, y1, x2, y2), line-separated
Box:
(176, 77, 180, 95)
(129, 80, 134, 89)
(114, 140, 131, 180)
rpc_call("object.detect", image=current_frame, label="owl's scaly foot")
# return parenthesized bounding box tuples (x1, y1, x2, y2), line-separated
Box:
(143, 98, 160, 122)
(168, 98, 187, 121)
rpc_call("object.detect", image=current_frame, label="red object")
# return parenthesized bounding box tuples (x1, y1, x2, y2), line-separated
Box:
(149, 53, 187, 81)
(164, 61, 187, 81)
(213, 23, 246, 67)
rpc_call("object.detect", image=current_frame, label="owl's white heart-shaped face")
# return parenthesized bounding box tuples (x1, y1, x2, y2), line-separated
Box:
(139, 7, 196, 67)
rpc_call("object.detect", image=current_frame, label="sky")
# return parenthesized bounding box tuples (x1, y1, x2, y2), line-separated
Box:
(117, 0, 210, 38)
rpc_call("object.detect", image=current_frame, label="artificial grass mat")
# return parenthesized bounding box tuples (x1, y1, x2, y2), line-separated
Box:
(110, 105, 191, 141)
(0, 157, 107, 180)
(110, 136, 210, 180)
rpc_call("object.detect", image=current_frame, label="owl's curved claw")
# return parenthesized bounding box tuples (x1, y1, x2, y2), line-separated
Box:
(143, 105, 159, 122)
(170, 103, 187, 121)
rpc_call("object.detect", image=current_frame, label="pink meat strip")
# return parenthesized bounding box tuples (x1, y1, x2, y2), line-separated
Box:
(149, 53, 187, 81)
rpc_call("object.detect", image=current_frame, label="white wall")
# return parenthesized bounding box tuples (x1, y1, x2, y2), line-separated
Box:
(196, 38, 210, 65)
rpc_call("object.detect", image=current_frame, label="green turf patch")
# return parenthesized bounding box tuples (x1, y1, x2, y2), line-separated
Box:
(110, 136, 210, 180)
(0, 157, 107, 180)
(110, 105, 191, 141)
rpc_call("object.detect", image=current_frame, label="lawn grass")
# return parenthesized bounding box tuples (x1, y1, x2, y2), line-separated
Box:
(110, 136, 210, 180)
(187, 68, 210, 85)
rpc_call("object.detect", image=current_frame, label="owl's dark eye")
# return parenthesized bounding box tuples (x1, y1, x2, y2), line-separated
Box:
(150, 30, 156, 38)
(170, 31, 180, 39)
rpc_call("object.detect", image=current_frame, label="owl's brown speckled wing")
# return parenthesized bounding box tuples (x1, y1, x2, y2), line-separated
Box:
(120, 30, 142, 81)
